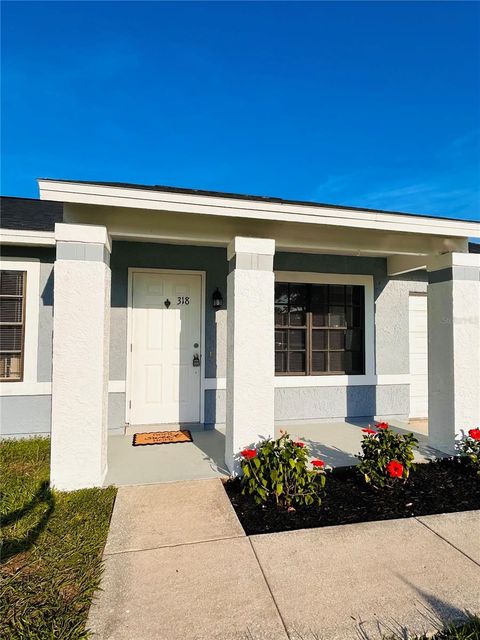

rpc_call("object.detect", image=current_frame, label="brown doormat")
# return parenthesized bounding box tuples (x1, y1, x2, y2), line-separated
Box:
(132, 430, 193, 447)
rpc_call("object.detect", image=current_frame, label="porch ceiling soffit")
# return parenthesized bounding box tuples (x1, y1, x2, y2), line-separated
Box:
(61, 203, 468, 258)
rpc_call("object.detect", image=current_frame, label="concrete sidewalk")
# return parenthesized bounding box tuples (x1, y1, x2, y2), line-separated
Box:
(87, 479, 480, 640)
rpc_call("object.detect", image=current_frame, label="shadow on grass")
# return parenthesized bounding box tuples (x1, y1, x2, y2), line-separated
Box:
(1, 480, 55, 562)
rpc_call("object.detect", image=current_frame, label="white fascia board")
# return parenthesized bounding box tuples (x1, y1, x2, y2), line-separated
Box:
(0, 228, 55, 246)
(38, 180, 480, 240)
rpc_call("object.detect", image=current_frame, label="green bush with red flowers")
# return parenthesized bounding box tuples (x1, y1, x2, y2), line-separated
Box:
(239, 431, 326, 509)
(458, 428, 480, 475)
(357, 422, 418, 488)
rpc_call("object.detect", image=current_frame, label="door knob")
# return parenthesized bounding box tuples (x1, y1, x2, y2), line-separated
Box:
(192, 353, 201, 367)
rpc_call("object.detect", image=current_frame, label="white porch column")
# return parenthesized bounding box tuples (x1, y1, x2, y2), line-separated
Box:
(225, 237, 275, 474)
(50, 223, 111, 490)
(427, 252, 480, 454)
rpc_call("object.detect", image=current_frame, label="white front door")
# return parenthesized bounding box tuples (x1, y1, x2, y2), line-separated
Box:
(409, 294, 428, 419)
(129, 271, 202, 425)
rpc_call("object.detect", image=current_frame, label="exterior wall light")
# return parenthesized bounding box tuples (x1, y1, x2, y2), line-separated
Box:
(212, 288, 223, 309)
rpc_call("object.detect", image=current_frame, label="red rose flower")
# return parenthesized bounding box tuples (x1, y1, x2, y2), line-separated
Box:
(241, 448, 257, 459)
(386, 459, 404, 478)
(376, 422, 389, 430)
(362, 428, 376, 435)
(295, 441, 305, 448)
(468, 428, 480, 441)
(312, 459, 325, 468)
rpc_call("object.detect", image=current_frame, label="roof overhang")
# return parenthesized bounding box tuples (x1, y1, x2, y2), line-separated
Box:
(38, 179, 479, 240)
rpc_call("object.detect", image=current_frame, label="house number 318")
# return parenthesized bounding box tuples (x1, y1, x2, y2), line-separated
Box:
(177, 296, 190, 305)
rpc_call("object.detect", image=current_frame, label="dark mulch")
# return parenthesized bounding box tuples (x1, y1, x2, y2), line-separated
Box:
(225, 458, 480, 536)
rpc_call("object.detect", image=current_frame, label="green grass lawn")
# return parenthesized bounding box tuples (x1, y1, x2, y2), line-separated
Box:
(0, 438, 117, 639)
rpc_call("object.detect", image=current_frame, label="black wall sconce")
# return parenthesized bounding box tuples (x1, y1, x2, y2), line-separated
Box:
(212, 288, 223, 309)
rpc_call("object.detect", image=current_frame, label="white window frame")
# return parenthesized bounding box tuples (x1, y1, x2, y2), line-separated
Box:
(0, 258, 40, 391)
(274, 271, 375, 387)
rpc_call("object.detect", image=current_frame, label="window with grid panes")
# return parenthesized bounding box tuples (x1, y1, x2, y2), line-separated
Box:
(275, 282, 365, 375)
(0, 270, 26, 381)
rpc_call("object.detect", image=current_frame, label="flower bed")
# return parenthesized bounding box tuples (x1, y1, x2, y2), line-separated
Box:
(225, 458, 480, 536)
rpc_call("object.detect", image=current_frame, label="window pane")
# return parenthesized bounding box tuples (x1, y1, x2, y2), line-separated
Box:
(345, 286, 354, 306)
(288, 351, 305, 373)
(275, 305, 288, 326)
(345, 351, 363, 374)
(346, 306, 363, 328)
(289, 330, 306, 350)
(329, 330, 344, 350)
(289, 308, 306, 326)
(311, 284, 328, 306)
(275, 330, 287, 350)
(312, 351, 327, 372)
(0, 354, 22, 380)
(0, 271, 24, 296)
(312, 329, 327, 350)
(275, 283, 289, 305)
(289, 284, 307, 306)
(329, 351, 344, 372)
(312, 304, 328, 327)
(0, 326, 23, 351)
(0, 298, 23, 323)
(352, 286, 363, 305)
(275, 351, 287, 373)
(329, 285, 345, 306)
(345, 329, 362, 351)
(329, 306, 346, 327)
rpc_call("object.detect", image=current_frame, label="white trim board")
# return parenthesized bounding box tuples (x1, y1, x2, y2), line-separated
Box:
(38, 180, 480, 239)
(0, 380, 130, 397)
(125, 268, 206, 425)
(0, 228, 55, 246)
(0, 258, 40, 384)
(206, 374, 410, 390)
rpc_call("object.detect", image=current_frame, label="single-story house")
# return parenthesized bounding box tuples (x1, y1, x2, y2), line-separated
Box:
(1, 179, 479, 490)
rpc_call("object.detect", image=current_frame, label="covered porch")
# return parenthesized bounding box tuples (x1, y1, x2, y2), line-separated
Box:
(38, 179, 480, 491)
(105, 419, 440, 487)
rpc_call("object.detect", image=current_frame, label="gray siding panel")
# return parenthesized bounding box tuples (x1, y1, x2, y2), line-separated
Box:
(274, 384, 409, 421)
(108, 393, 126, 432)
(37, 261, 54, 382)
(205, 389, 226, 425)
(109, 241, 228, 381)
(0, 395, 51, 437)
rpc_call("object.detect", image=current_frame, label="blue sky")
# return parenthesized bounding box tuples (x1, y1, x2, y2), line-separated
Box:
(2, 1, 479, 220)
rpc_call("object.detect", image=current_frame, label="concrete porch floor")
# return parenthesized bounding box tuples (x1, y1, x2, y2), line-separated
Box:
(105, 419, 445, 487)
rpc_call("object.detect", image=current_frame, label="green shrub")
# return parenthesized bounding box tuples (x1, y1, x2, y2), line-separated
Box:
(457, 428, 480, 475)
(239, 431, 326, 509)
(357, 422, 418, 488)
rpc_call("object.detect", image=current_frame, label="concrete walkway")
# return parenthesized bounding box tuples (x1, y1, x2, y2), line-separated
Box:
(88, 479, 480, 640)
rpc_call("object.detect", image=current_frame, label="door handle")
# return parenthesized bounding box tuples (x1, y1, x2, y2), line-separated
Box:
(192, 353, 201, 367)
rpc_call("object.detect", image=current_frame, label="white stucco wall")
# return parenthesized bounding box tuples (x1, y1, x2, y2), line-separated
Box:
(427, 254, 480, 453)
(225, 238, 275, 473)
(50, 224, 111, 490)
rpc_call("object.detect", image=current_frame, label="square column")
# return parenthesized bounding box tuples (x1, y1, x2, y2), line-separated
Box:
(225, 237, 275, 474)
(427, 253, 480, 453)
(50, 223, 111, 490)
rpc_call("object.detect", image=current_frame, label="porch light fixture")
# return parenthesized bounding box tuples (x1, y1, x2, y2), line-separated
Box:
(212, 288, 223, 309)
